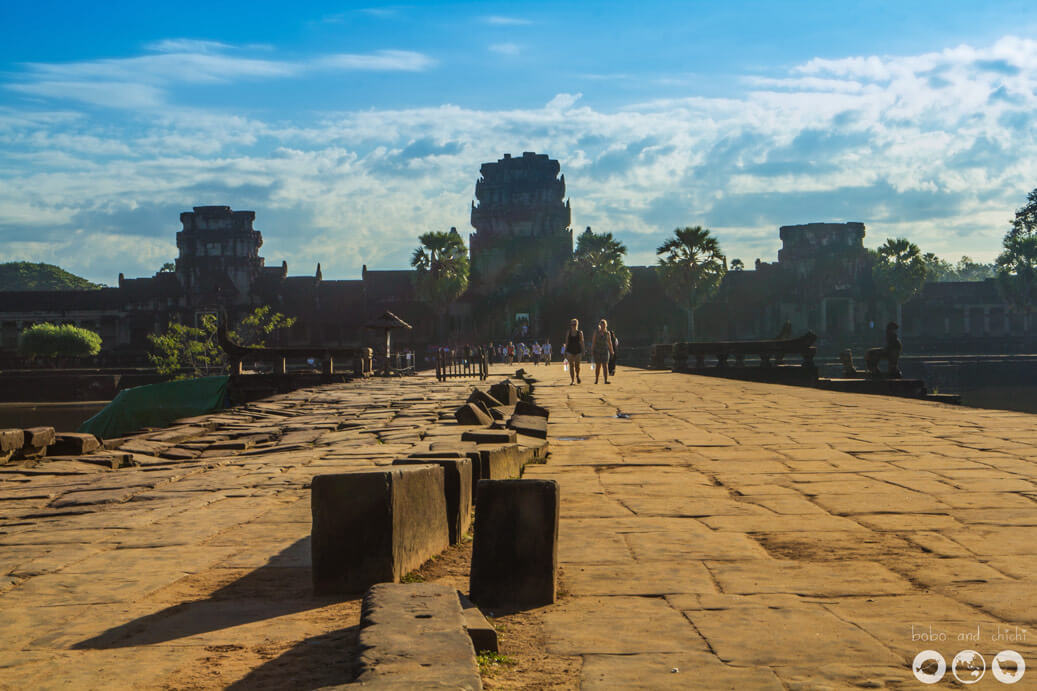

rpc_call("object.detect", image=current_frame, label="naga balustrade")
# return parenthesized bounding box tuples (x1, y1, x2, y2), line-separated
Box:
(670, 332, 817, 371)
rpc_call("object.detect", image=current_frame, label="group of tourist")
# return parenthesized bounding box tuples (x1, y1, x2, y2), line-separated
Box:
(489, 341, 553, 365)
(563, 318, 618, 385)
(425, 318, 620, 385)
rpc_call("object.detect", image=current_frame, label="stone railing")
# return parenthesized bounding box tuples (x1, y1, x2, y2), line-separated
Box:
(217, 322, 372, 377)
(648, 343, 673, 369)
(671, 332, 818, 371)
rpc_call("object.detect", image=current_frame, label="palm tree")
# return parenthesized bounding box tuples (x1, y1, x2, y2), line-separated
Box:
(411, 227, 470, 338)
(872, 238, 926, 325)
(656, 226, 727, 340)
(996, 188, 1037, 332)
(567, 227, 632, 308)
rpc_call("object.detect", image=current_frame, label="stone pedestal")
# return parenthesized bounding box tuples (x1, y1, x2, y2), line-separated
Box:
(311, 465, 448, 595)
(469, 479, 559, 610)
(392, 458, 473, 544)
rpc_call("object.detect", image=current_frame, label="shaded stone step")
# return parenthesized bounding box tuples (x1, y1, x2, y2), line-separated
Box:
(353, 582, 481, 690)
(458, 590, 498, 653)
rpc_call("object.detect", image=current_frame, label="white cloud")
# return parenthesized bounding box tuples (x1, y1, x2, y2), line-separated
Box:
(144, 38, 231, 54)
(2, 36, 1037, 281)
(482, 16, 532, 26)
(6, 43, 435, 109)
(313, 50, 434, 72)
(489, 43, 521, 56)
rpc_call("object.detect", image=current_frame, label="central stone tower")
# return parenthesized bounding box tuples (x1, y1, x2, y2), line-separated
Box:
(175, 206, 265, 308)
(469, 152, 573, 296)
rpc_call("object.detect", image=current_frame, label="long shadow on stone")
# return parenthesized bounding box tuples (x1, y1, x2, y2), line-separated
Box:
(72, 537, 359, 649)
(224, 625, 362, 690)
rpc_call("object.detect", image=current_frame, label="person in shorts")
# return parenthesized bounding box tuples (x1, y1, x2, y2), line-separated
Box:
(591, 318, 615, 384)
(564, 318, 584, 385)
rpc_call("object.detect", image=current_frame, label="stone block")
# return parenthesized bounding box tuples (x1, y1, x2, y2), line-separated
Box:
(393, 457, 473, 544)
(469, 479, 559, 610)
(488, 381, 519, 406)
(0, 429, 24, 453)
(14, 426, 56, 460)
(514, 400, 549, 419)
(507, 414, 548, 439)
(471, 399, 493, 418)
(23, 427, 56, 448)
(458, 590, 498, 652)
(50, 433, 102, 457)
(477, 443, 529, 481)
(468, 388, 504, 410)
(311, 465, 449, 595)
(454, 403, 493, 426)
(355, 582, 481, 689)
(461, 429, 516, 445)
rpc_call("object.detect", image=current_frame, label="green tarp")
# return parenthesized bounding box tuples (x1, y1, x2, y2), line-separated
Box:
(78, 375, 229, 440)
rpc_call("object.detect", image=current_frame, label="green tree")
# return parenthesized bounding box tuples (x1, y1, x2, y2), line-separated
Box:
(730, 258, 745, 271)
(148, 307, 296, 378)
(234, 305, 296, 347)
(18, 323, 102, 362)
(996, 188, 1037, 330)
(656, 226, 727, 340)
(955, 256, 995, 281)
(566, 227, 632, 309)
(158, 261, 176, 273)
(872, 238, 927, 324)
(922, 252, 955, 282)
(411, 227, 470, 337)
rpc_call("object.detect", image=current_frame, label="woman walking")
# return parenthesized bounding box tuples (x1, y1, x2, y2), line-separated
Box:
(592, 319, 615, 384)
(564, 318, 584, 385)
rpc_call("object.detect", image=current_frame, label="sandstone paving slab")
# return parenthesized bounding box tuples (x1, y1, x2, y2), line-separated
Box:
(681, 601, 903, 667)
(581, 652, 784, 690)
(617, 495, 773, 518)
(943, 525, 1037, 556)
(939, 581, 1037, 626)
(742, 494, 827, 515)
(558, 520, 633, 564)
(852, 512, 962, 532)
(810, 491, 952, 515)
(626, 527, 770, 561)
(985, 554, 1037, 579)
(929, 490, 1037, 509)
(901, 531, 977, 558)
(701, 513, 869, 533)
(885, 556, 1014, 587)
(707, 559, 913, 596)
(564, 561, 718, 596)
(544, 596, 709, 655)
(948, 507, 1037, 526)
(751, 530, 921, 562)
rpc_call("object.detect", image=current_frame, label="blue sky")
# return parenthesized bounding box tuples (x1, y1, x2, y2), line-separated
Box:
(2, 1, 1037, 284)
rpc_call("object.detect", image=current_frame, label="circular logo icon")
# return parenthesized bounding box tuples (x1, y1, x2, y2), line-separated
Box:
(992, 650, 1026, 684)
(952, 649, 986, 684)
(913, 650, 946, 684)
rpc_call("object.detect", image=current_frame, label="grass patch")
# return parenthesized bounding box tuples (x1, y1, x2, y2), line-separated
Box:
(477, 651, 517, 673)
(400, 571, 425, 583)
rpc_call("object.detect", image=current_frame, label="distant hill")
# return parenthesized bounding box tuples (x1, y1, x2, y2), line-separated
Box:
(0, 262, 103, 291)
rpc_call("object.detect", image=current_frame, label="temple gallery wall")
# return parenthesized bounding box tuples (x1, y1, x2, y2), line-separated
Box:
(0, 152, 1026, 360)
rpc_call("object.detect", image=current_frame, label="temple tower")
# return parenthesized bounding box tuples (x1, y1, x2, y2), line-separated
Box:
(469, 152, 573, 296)
(175, 206, 265, 308)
